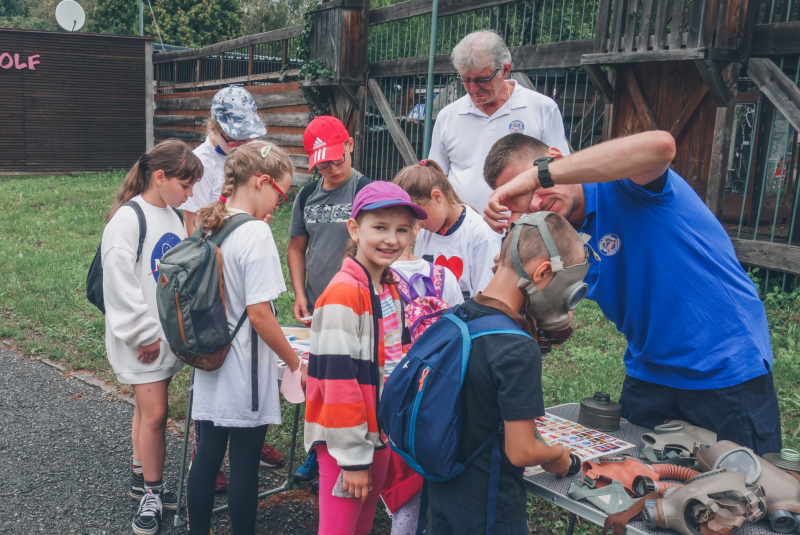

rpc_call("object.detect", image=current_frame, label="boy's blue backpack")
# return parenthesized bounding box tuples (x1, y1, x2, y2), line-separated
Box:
(377, 306, 531, 535)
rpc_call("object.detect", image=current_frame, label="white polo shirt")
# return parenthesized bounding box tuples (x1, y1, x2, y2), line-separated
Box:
(428, 81, 570, 213)
(180, 137, 226, 213)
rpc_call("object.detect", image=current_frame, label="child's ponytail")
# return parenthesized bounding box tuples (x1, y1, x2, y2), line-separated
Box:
(393, 159, 463, 206)
(107, 139, 203, 222)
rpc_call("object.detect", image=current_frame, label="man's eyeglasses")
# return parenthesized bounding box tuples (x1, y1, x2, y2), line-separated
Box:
(457, 69, 501, 88)
(259, 174, 289, 206)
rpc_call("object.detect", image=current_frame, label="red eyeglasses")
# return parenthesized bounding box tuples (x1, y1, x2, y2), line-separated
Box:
(258, 174, 289, 206)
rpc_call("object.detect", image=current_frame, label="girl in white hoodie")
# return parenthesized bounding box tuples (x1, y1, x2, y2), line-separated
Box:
(101, 139, 203, 535)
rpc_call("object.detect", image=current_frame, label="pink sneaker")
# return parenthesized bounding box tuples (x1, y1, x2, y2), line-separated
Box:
(260, 443, 285, 468)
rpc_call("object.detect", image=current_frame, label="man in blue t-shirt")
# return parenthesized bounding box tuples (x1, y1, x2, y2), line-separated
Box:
(481, 131, 781, 455)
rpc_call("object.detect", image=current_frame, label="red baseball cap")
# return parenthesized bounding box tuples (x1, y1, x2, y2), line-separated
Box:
(303, 116, 350, 169)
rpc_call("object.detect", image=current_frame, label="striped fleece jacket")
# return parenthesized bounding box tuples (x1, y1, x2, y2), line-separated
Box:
(304, 257, 404, 470)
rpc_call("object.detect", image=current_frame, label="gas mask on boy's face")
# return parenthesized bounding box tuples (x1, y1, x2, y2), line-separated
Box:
(508, 212, 597, 351)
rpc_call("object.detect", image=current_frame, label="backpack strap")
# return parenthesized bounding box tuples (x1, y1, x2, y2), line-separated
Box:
(251, 325, 259, 412)
(209, 213, 258, 244)
(392, 269, 413, 304)
(296, 178, 321, 215)
(171, 207, 185, 225)
(122, 201, 146, 262)
(406, 272, 438, 301)
(355, 174, 373, 193)
(429, 264, 445, 300)
(468, 314, 532, 341)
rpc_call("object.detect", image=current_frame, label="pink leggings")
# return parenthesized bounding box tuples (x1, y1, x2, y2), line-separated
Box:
(316, 444, 391, 535)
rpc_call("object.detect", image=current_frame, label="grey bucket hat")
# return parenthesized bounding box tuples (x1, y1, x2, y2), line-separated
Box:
(211, 86, 267, 140)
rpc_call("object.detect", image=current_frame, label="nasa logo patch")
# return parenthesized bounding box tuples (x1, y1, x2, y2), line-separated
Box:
(598, 234, 621, 256)
(509, 120, 525, 133)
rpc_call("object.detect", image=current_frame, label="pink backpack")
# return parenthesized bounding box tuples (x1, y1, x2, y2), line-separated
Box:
(392, 264, 450, 343)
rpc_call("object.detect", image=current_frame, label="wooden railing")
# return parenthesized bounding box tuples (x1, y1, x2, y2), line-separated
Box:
(153, 25, 304, 93)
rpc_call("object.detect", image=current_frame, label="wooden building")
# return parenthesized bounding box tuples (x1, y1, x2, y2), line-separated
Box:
(0, 28, 153, 175)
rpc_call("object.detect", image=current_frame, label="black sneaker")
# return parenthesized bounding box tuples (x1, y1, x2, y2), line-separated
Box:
(131, 469, 145, 500)
(159, 487, 177, 511)
(132, 490, 162, 535)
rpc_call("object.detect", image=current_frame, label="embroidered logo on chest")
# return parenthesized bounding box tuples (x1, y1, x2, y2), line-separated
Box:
(598, 234, 621, 256)
(509, 120, 525, 133)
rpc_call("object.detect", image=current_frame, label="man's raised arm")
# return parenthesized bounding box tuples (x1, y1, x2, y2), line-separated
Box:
(484, 131, 676, 231)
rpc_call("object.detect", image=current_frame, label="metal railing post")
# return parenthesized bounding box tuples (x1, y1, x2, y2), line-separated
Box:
(422, 0, 441, 158)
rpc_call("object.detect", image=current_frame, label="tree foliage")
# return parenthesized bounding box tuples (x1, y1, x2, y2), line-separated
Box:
(147, 0, 245, 47)
(242, 0, 314, 34)
(86, 0, 138, 35)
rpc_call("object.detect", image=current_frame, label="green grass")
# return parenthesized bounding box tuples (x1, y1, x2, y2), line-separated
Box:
(1, 171, 798, 534)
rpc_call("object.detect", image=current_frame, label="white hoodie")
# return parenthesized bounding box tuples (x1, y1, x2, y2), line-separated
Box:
(101, 195, 185, 384)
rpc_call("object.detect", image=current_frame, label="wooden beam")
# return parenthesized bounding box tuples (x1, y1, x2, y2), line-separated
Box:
(731, 238, 800, 275)
(259, 112, 312, 127)
(693, 59, 733, 107)
(637, 0, 656, 51)
(153, 26, 303, 63)
(369, 0, 517, 25)
(595, 0, 612, 52)
(750, 22, 800, 56)
(367, 78, 418, 166)
(623, 0, 638, 53)
(669, 84, 708, 138)
(582, 65, 614, 104)
(581, 47, 739, 65)
(748, 57, 800, 133)
(622, 66, 658, 131)
(339, 83, 360, 110)
(248, 45, 254, 76)
(369, 40, 594, 77)
(154, 90, 307, 111)
(292, 173, 313, 186)
(706, 62, 740, 218)
(155, 69, 300, 93)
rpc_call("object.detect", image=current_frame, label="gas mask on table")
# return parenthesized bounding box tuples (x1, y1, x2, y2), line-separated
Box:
(642, 470, 766, 535)
(507, 212, 596, 351)
(640, 420, 717, 466)
(697, 441, 800, 533)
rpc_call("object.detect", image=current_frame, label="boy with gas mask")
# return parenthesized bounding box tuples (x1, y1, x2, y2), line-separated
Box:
(427, 211, 591, 535)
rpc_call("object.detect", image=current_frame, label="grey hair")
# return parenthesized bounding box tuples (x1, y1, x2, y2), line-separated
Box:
(451, 30, 512, 74)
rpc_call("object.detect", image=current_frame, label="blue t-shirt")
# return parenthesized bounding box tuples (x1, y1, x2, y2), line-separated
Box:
(580, 169, 772, 390)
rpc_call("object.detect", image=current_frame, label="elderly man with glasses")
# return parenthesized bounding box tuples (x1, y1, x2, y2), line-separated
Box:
(428, 30, 570, 214)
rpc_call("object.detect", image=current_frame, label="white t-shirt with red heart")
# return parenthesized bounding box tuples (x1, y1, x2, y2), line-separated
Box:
(414, 205, 501, 298)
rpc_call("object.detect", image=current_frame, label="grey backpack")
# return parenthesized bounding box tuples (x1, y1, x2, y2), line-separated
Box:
(156, 213, 255, 372)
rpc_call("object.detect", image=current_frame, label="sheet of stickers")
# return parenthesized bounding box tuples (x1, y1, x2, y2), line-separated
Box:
(279, 326, 310, 368)
(524, 413, 635, 477)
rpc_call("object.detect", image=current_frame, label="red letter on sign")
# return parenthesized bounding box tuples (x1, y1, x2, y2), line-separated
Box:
(14, 53, 28, 69)
(0, 53, 12, 69)
(28, 55, 40, 70)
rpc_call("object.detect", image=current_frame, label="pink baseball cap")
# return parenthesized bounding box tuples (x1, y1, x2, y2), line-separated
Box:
(303, 116, 350, 169)
(352, 182, 428, 220)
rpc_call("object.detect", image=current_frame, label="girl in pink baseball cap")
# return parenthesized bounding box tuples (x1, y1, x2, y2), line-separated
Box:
(304, 182, 425, 535)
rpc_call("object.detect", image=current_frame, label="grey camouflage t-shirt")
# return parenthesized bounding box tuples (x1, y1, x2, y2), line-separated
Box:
(289, 170, 365, 307)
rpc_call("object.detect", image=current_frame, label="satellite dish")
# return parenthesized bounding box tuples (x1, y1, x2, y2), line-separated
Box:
(55, 0, 85, 32)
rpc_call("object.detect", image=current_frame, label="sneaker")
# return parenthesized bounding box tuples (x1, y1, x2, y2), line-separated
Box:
(191, 447, 229, 493)
(293, 450, 319, 483)
(159, 487, 177, 511)
(131, 468, 145, 500)
(260, 443, 285, 468)
(132, 490, 162, 535)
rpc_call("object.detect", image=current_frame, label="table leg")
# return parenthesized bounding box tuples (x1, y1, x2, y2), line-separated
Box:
(567, 512, 577, 535)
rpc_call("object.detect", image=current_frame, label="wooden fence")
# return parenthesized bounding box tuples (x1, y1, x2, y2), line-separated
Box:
(0, 28, 152, 174)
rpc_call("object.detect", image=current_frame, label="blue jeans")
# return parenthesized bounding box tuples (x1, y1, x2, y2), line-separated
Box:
(620, 372, 782, 455)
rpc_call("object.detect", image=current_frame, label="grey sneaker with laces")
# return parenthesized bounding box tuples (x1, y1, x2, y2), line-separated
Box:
(131, 469, 145, 500)
(132, 490, 162, 535)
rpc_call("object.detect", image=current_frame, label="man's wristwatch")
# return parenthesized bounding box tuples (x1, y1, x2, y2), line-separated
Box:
(534, 156, 555, 188)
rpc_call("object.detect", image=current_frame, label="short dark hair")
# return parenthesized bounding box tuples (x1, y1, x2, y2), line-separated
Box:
(499, 212, 585, 270)
(484, 134, 550, 189)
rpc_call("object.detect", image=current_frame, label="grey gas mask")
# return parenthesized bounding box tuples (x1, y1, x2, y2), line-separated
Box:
(508, 211, 596, 351)
(697, 441, 800, 533)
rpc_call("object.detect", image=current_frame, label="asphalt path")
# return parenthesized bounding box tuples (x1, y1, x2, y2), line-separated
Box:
(0, 347, 321, 535)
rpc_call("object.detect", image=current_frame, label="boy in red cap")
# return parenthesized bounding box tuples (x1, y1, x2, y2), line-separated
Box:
(288, 116, 372, 484)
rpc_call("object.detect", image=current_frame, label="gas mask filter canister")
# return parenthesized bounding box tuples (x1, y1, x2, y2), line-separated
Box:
(508, 211, 596, 349)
